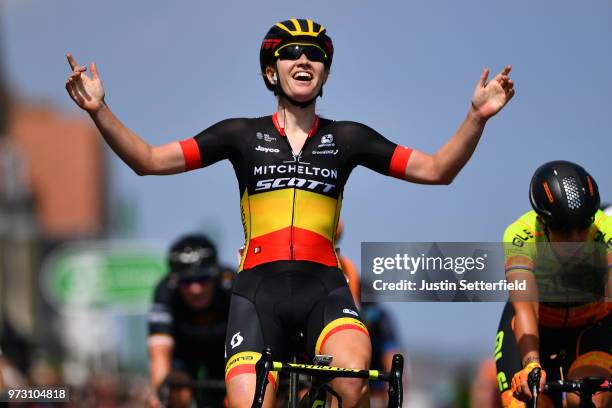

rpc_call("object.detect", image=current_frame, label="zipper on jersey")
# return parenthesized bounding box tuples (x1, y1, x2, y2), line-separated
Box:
(290, 187, 297, 260)
(286, 150, 304, 261)
(272, 113, 320, 261)
(285, 150, 307, 261)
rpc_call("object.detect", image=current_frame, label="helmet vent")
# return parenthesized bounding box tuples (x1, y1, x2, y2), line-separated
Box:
(562, 176, 583, 210)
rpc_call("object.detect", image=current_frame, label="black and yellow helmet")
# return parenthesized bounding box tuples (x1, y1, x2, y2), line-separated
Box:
(260, 18, 334, 91)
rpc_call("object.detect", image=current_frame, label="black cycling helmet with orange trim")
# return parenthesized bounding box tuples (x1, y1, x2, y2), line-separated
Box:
(529, 160, 600, 231)
(260, 18, 334, 106)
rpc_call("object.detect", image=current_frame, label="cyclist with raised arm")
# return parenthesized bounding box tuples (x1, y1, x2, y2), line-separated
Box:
(65, 18, 514, 408)
(147, 234, 233, 408)
(495, 161, 611, 408)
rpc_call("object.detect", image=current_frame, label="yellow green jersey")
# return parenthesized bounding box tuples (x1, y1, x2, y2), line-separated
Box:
(503, 210, 611, 328)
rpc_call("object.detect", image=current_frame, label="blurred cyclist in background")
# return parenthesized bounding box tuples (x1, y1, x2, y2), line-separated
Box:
(147, 234, 233, 408)
(495, 161, 611, 408)
(336, 220, 405, 408)
(66, 17, 513, 407)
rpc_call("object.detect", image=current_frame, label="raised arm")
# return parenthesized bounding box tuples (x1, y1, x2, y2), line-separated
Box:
(402, 66, 515, 184)
(65, 53, 185, 175)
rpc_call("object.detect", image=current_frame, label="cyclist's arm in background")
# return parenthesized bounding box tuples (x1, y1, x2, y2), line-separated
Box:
(147, 279, 177, 392)
(509, 299, 540, 367)
(503, 223, 541, 367)
(149, 335, 175, 390)
(503, 220, 548, 401)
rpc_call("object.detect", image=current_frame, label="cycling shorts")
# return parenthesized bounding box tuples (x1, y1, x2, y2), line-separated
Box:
(224, 261, 369, 386)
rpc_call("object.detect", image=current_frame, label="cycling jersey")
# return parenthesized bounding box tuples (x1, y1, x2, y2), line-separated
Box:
(503, 209, 612, 328)
(180, 114, 412, 271)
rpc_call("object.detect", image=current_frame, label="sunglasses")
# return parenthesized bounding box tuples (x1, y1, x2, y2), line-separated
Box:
(179, 275, 213, 285)
(274, 43, 328, 64)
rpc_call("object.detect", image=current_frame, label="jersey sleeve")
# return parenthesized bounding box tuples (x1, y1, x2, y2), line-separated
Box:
(503, 219, 537, 274)
(179, 118, 248, 171)
(340, 121, 413, 179)
(594, 210, 612, 270)
(147, 278, 174, 336)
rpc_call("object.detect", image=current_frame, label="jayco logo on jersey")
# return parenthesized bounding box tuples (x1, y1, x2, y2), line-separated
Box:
(256, 132, 276, 142)
(256, 145, 280, 154)
(230, 332, 244, 349)
(343, 308, 359, 317)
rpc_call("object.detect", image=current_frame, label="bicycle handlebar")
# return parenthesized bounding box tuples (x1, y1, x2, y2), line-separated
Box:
(251, 346, 404, 408)
(528, 367, 611, 408)
(543, 377, 611, 393)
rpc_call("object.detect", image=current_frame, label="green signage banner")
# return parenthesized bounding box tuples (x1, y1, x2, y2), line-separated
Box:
(42, 240, 167, 312)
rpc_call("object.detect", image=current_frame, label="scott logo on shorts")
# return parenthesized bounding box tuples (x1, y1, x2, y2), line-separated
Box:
(230, 332, 244, 349)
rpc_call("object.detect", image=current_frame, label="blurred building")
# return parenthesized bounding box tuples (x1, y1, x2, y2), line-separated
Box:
(7, 103, 106, 237)
(1, 100, 107, 363)
(0, 13, 107, 369)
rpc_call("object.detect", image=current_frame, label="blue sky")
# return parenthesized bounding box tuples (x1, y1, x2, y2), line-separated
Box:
(2, 0, 610, 357)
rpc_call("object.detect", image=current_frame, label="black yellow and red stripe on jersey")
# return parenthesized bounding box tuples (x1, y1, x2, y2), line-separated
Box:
(179, 113, 412, 271)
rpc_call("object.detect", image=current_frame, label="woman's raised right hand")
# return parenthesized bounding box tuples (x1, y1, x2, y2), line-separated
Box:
(65, 53, 105, 112)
